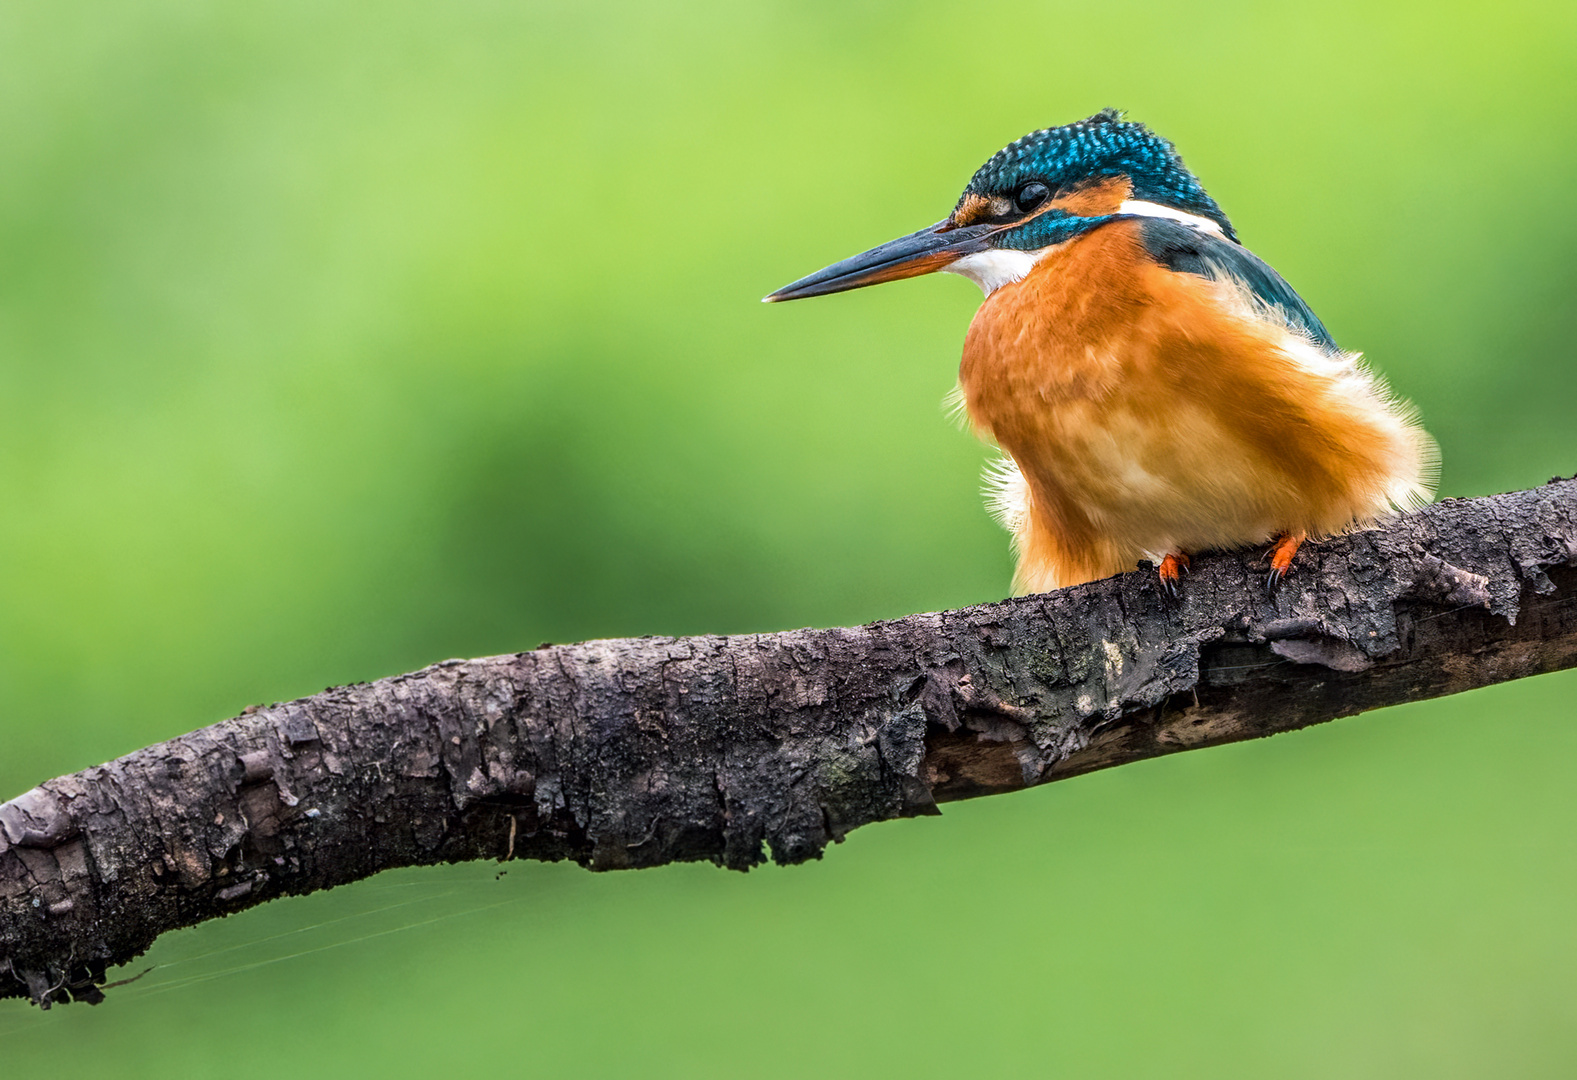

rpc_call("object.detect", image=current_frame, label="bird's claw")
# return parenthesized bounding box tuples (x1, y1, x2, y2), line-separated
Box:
(1264, 532, 1306, 595)
(1157, 552, 1190, 599)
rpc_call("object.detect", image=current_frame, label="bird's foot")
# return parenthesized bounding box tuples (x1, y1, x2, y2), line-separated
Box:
(1157, 551, 1190, 599)
(1265, 531, 1306, 593)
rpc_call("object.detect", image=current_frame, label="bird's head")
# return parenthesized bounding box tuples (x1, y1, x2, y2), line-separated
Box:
(765, 109, 1236, 302)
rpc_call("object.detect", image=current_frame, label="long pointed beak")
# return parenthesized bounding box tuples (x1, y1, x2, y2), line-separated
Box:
(763, 219, 995, 303)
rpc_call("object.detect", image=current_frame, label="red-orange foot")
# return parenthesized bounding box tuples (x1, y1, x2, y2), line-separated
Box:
(1266, 531, 1307, 592)
(1157, 552, 1190, 599)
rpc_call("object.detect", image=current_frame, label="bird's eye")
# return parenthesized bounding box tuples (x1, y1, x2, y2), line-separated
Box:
(1014, 182, 1051, 214)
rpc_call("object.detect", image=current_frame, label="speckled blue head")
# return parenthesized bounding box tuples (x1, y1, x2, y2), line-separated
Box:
(962, 109, 1236, 249)
(766, 110, 1237, 303)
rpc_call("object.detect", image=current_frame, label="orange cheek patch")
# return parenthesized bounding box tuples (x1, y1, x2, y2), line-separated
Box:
(1049, 175, 1133, 216)
(954, 176, 1132, 229)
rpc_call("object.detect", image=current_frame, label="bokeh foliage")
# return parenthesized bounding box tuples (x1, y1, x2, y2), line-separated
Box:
(2, 1, 1575, 1075)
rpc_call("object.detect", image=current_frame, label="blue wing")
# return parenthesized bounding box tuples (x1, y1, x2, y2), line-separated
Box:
(1134, 217, 1338, 354)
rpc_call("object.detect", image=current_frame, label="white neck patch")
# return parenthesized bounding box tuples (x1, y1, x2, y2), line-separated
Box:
(1116, 199, 1225, 237)
(943, 248, 1046, 297)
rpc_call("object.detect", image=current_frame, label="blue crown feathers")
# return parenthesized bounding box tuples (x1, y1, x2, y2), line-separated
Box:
(962, 109, 1237, 244)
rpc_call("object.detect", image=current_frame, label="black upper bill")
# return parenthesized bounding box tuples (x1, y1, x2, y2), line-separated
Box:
(763, 220, 995, 302)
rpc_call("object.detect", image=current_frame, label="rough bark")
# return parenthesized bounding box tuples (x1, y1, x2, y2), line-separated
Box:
(4, 479, 1576, 1007)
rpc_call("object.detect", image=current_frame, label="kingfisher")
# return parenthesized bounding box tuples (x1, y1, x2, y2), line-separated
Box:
(766, 109, 1437, 595)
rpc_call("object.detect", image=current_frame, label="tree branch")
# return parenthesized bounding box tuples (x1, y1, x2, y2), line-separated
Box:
(5, 479, 1577, 1007)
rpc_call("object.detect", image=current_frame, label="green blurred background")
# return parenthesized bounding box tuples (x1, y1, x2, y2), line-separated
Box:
(2, 0, 1575, 1074)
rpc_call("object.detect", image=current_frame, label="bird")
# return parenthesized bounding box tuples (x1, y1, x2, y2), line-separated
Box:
(765, 109, 1437, 596)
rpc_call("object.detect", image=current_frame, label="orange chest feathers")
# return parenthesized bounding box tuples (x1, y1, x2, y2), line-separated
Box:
(960, 221, 1157, 430)
(957, 219, 1434, 593)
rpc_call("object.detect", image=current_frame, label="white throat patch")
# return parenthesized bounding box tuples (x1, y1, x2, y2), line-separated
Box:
(943, 249, 1046, 296)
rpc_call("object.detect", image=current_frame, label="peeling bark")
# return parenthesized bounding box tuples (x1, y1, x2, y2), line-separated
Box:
(4, 479, 1577, 1007)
